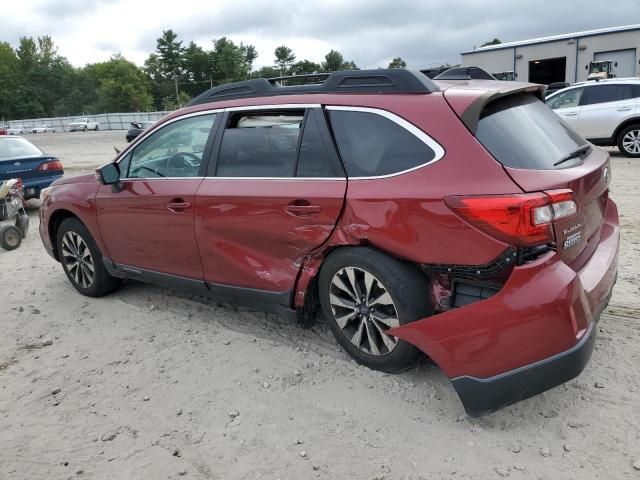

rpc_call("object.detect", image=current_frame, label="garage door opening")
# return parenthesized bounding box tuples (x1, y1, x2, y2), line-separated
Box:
(529, 57, 566, 84)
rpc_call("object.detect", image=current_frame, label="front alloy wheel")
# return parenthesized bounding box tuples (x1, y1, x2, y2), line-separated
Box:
(61, 231, 95, 288)
(329, 267, 400, 355)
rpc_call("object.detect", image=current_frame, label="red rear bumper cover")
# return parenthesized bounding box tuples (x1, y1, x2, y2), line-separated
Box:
(390, 198, 619, 414)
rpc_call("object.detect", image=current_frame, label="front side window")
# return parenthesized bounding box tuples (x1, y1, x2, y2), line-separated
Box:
(217, 111, 304, 177)
(126, 114, 216, 178)
(328, 110, 437, 177)
(583, 84, 633, 105)
(546, 88, 584, 110)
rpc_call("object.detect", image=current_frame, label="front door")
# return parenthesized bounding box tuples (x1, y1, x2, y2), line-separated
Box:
(96, 113, 218, 279)
(194, 107, 346, 294)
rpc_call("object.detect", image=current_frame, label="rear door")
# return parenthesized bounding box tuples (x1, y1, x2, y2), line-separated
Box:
(475, 93, 610, 270)
(545, 86, 585, 131)
(577, 83, 637, 140)
(194, 106, 346, 294)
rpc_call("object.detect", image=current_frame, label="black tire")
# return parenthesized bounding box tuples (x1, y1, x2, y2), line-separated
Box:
(0, 225, 22, 251)
(617, 124, 640, 158)
(318, 247, 431, 373)
(56, 217, 121, 297)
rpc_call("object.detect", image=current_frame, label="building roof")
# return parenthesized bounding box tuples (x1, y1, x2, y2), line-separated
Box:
(461, 23, 640, 55)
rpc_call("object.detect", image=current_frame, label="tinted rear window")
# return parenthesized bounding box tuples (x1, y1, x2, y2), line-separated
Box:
(476, 94, 587, 170)
(584, 84, 633, 105)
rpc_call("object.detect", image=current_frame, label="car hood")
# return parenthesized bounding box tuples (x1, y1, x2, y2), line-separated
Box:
(52, 172, 96, 186)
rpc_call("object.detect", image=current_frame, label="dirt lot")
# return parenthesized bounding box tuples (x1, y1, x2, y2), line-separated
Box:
(1, 131, 639, 479)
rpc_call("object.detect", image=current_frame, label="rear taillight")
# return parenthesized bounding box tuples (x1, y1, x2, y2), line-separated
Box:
(37, 159, 63, 171)
(444, 190, 577, 247)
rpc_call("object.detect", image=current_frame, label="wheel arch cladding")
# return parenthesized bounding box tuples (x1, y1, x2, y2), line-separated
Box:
(49, 209, 79, 261)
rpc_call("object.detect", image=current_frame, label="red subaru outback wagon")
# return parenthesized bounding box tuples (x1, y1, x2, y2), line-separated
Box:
(39, 70, 619, 416)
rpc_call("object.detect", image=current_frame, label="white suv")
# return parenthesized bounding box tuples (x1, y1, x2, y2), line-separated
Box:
(545, 78, 640, 157)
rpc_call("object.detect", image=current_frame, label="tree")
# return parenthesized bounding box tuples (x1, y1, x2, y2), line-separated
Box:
(210, 37, 257, 84)
(290, 60, 322, 75)
(321, 50, 358, 72)
(481, 38, 502, 47)
(156, 29, 184, 78)
(274, 45, 295, 76)
(0, 42, 19, 119)
(84, 54, 153, 112)
(182, 41, 211, 97)
(388, 57, 407, 69)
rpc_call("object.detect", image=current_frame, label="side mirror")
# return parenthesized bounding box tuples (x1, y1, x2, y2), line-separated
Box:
(97, 163, 122, 192)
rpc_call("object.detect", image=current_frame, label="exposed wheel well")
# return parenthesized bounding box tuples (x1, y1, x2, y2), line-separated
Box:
(613, 118, 640, 143)
(48, 209, 78, 261)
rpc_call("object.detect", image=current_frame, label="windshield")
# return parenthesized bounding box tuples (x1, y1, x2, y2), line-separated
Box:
(475, 94, 588, 170)
(0, 137, 43, 159)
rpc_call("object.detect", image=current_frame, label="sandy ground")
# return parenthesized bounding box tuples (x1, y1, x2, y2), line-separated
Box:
(1, 131, 639, 480)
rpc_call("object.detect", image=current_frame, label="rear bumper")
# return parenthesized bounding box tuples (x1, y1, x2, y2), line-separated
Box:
(451, 298, 604, 416)
(22, 174, 64, 199)
(390, 198, 619, 415)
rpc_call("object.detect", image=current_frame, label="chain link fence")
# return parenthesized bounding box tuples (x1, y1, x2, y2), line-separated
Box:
(4, 111, 173, 132)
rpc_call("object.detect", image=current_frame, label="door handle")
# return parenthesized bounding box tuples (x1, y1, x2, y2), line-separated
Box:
(285, 201, 322, 216)
(617, 107, 632, 111)
(166, 200, 192, 213)
(564, 112, 578, 117)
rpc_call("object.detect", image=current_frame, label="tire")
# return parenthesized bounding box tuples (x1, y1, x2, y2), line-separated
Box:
(617, 124, 640, 158)
(83, 126, 87, 132)
(0, 225, 22, 251)
(318, 247, 431, 373)
(56, 217, 121, 297)
(95, 125, 99, 131)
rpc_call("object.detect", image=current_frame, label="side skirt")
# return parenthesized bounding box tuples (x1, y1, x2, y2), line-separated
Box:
(103, 258, 298, 321)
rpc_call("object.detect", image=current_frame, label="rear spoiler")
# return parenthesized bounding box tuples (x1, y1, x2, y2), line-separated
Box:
(449, 84, 547, 134)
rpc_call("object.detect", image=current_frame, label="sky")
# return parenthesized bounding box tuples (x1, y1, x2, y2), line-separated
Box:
(2, 0, 640, 70)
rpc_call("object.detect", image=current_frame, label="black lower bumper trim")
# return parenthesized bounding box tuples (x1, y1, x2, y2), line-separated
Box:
(451, 320, 597, 417)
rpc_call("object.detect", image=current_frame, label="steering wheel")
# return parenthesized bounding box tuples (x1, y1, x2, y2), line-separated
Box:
(164, 152, 200, 171)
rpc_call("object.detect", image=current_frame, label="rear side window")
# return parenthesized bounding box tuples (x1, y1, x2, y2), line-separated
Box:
(633, 85, 640, 98)
(328, 110, 437, 177)
(296, 112, 340, 177)
(476, 94, 587, 170)
(584, 84, 633, 105)
(217, 112, 303, 177)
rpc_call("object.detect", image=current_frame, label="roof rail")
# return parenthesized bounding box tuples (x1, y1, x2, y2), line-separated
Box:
(187, 69, 439, 106)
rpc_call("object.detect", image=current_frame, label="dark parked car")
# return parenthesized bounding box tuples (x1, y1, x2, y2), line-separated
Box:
(39, 70, 618, 416)
(125, 121, 156, 142)
(0, 136, 64, 199)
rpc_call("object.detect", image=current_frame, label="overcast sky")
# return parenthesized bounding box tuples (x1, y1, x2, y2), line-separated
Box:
(2, 0, 640, 69)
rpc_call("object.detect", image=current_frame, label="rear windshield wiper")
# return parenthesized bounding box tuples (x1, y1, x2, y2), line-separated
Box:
(553, 144, 591, 167)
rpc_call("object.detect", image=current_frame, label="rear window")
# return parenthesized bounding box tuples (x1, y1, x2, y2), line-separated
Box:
(584, 84, 633, 105)
(0, 137, 43, 159)
(476, 94, 587, 170)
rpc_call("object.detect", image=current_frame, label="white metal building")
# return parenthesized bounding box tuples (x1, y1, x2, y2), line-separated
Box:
(461, 24, 640, 84)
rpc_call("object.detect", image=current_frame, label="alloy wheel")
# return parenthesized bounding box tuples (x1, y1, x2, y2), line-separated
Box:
(622, 129, 640, 155)
(61, 231, 95, 288)
(329, 267, 400, 355)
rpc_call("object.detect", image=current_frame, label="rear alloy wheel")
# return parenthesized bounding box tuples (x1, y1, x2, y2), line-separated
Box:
(57, 217, 121, 297)
(329, 267, 400, 355)
(319, 247, 430, 373)
(617, 125, 640, 158)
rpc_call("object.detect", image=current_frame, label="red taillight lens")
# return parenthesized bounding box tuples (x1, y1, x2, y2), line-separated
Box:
(444, 190, 577, 247)
(37, 159, 63, 171)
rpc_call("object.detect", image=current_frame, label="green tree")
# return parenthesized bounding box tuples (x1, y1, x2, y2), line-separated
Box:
(321, 50, 357, 72)
(481, 38, 502, 47)
(156, 29, 185, 78)
(0, 42, 20, 119)
(388, 57, 407, 69)
(290, 59, 322, 75)
(274, 45, 295, 76)
(182, 41, 211, 97)
(211, 37, 257, 83)
(85, 54, 153, 112)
